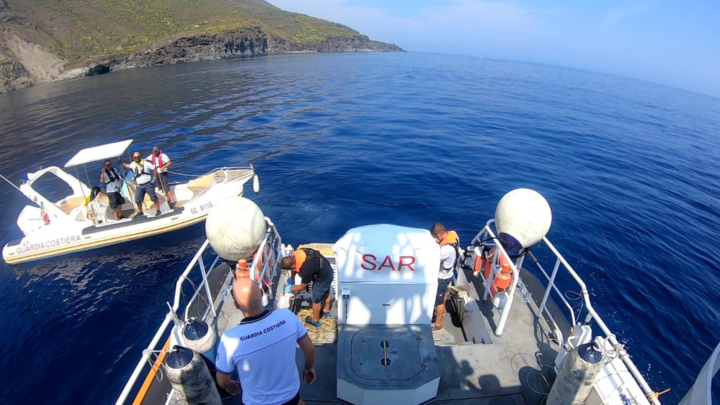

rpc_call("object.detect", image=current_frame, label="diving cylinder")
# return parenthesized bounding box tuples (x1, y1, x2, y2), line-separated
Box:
(164, 345, 222, 405)
(181, 318, 217, 355)
(206, 197, 266, 262)
(495, 189, 552, 251)
(547, 340, 605, 405)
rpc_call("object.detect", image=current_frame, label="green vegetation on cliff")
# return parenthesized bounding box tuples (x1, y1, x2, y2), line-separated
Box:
(2, 0, 361, 64)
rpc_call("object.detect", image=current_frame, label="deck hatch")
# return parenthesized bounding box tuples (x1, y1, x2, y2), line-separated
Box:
(350, 328, 426, 381)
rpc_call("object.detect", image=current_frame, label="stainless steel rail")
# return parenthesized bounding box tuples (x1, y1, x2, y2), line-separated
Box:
(114, 218, 282, 405)
(469, 219, 660, 405)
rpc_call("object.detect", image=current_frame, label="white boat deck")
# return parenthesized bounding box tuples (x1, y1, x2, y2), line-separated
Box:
(211, 261, 566, 405)
(117, 221, 656, 405)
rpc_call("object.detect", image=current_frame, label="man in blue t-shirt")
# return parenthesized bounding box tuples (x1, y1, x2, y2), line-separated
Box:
(216, 278, 316, 405)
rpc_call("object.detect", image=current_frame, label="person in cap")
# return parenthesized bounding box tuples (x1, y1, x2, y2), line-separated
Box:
(280, 248, 334, 328)
(100, 159, 125, 220)
(123, 151, 161, 217)
(430, 223, 459, 332)
(147, 146, 175, 208)
(216, 278, 316, 405)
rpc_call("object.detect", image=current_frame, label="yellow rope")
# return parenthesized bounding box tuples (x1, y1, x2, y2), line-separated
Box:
(297, 309, 337, 344)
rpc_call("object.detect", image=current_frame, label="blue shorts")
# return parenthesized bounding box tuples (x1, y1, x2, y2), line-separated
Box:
(135, 182, 157, 204)
(311, 280, 331, 304)
(436, 278, 452, 306)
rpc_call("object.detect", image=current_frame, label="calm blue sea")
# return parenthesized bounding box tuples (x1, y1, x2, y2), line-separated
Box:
(0, 53, 718, 405)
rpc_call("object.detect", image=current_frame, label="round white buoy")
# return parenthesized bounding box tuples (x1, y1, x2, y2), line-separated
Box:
(253, 174, 260, 194)
(495, 189, 552, 250)
(206, 197, 266, 261)
(181, 318, 217, 354)
(164, 346, 222, 405)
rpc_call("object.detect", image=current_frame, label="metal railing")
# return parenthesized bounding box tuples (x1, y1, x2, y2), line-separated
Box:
(114, 217, 282, 405)
(469, 219, 660, 405)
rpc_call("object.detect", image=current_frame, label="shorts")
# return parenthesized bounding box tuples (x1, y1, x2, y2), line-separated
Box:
(311, 280, 331, 304)
(242, 391, 299, 405)
(157, 172, 170, 192)
(436, 278, 452, 306)
(135, 182, 157, 204)
(281, 391, 300, 405)
(108, 191, 125, 209)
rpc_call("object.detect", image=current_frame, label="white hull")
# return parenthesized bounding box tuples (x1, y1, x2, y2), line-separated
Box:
(3, 167, 257, 265)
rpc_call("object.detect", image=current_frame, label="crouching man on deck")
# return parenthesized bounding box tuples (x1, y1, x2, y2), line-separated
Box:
(216, 278, 316, 405)
(281, 248, 334, 328)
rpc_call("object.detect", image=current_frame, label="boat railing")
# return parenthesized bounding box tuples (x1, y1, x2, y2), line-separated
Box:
(199, 166, 255, 185)
(469, 219, 660, 405)
(114, 216, 282, 405)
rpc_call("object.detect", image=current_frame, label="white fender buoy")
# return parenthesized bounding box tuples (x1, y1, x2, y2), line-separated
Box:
(164, 346, 222, 405)
(495, 189, 552, 250)
(252, 174, 260, 194)
(206, 197, 266, 261)
(547, 340, 605, 405)
(181, 318, 217, 354)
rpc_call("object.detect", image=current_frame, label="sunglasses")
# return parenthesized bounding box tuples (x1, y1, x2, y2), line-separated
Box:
(105, 164, 112, 167)
(133, 156, 141, 159)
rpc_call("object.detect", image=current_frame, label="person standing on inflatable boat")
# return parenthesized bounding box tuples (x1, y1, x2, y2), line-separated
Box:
(430, 223, 459, 332)
(100, 160, 125, 220)
(123, 152, 161, 218)
(147, 146, 175, 208)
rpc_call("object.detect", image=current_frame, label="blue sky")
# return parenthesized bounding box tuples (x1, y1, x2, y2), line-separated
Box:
(268, 0, 720, 97)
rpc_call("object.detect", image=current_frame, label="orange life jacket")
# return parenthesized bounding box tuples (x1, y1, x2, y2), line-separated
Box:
(151, 151, 165, 169)
(292, 248, 324, 275)
(292, 249, 307, 272)
(439, 230, 460, 271)
(439, 231, 459, 247)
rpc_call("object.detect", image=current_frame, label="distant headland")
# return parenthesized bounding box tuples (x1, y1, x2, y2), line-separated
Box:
(0, 0, 403, 94)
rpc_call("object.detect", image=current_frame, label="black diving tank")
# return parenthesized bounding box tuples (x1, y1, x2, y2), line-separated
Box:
(182, 318, 217, 354)
(164, 345, 222, 405)
(547, 340, 605, 405)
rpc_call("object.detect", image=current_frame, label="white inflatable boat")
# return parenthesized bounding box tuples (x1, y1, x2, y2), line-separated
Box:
(2, 140, 259, 265)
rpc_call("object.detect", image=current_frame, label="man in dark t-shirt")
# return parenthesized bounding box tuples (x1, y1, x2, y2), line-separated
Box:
(281, 248, 334, 328)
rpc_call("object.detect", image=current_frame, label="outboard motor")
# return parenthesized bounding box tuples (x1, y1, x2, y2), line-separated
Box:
(164, 345, 222, 405)
(547, 338, 605, 405)
(181, 318, 217, 355)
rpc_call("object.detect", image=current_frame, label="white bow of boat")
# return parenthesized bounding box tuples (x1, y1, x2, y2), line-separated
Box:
(109, 191, 711, 405)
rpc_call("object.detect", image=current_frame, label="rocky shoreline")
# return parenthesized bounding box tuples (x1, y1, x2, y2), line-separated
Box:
(0, 27, 403, 94)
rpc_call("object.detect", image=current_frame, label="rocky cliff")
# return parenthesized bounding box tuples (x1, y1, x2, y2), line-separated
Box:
(0, 0, 404, 94)
(268, 34, 404, 54)
(110, 28, 269, 71)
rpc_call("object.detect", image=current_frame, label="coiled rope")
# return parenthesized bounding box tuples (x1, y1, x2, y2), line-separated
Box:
(296, 309, 337, 344)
